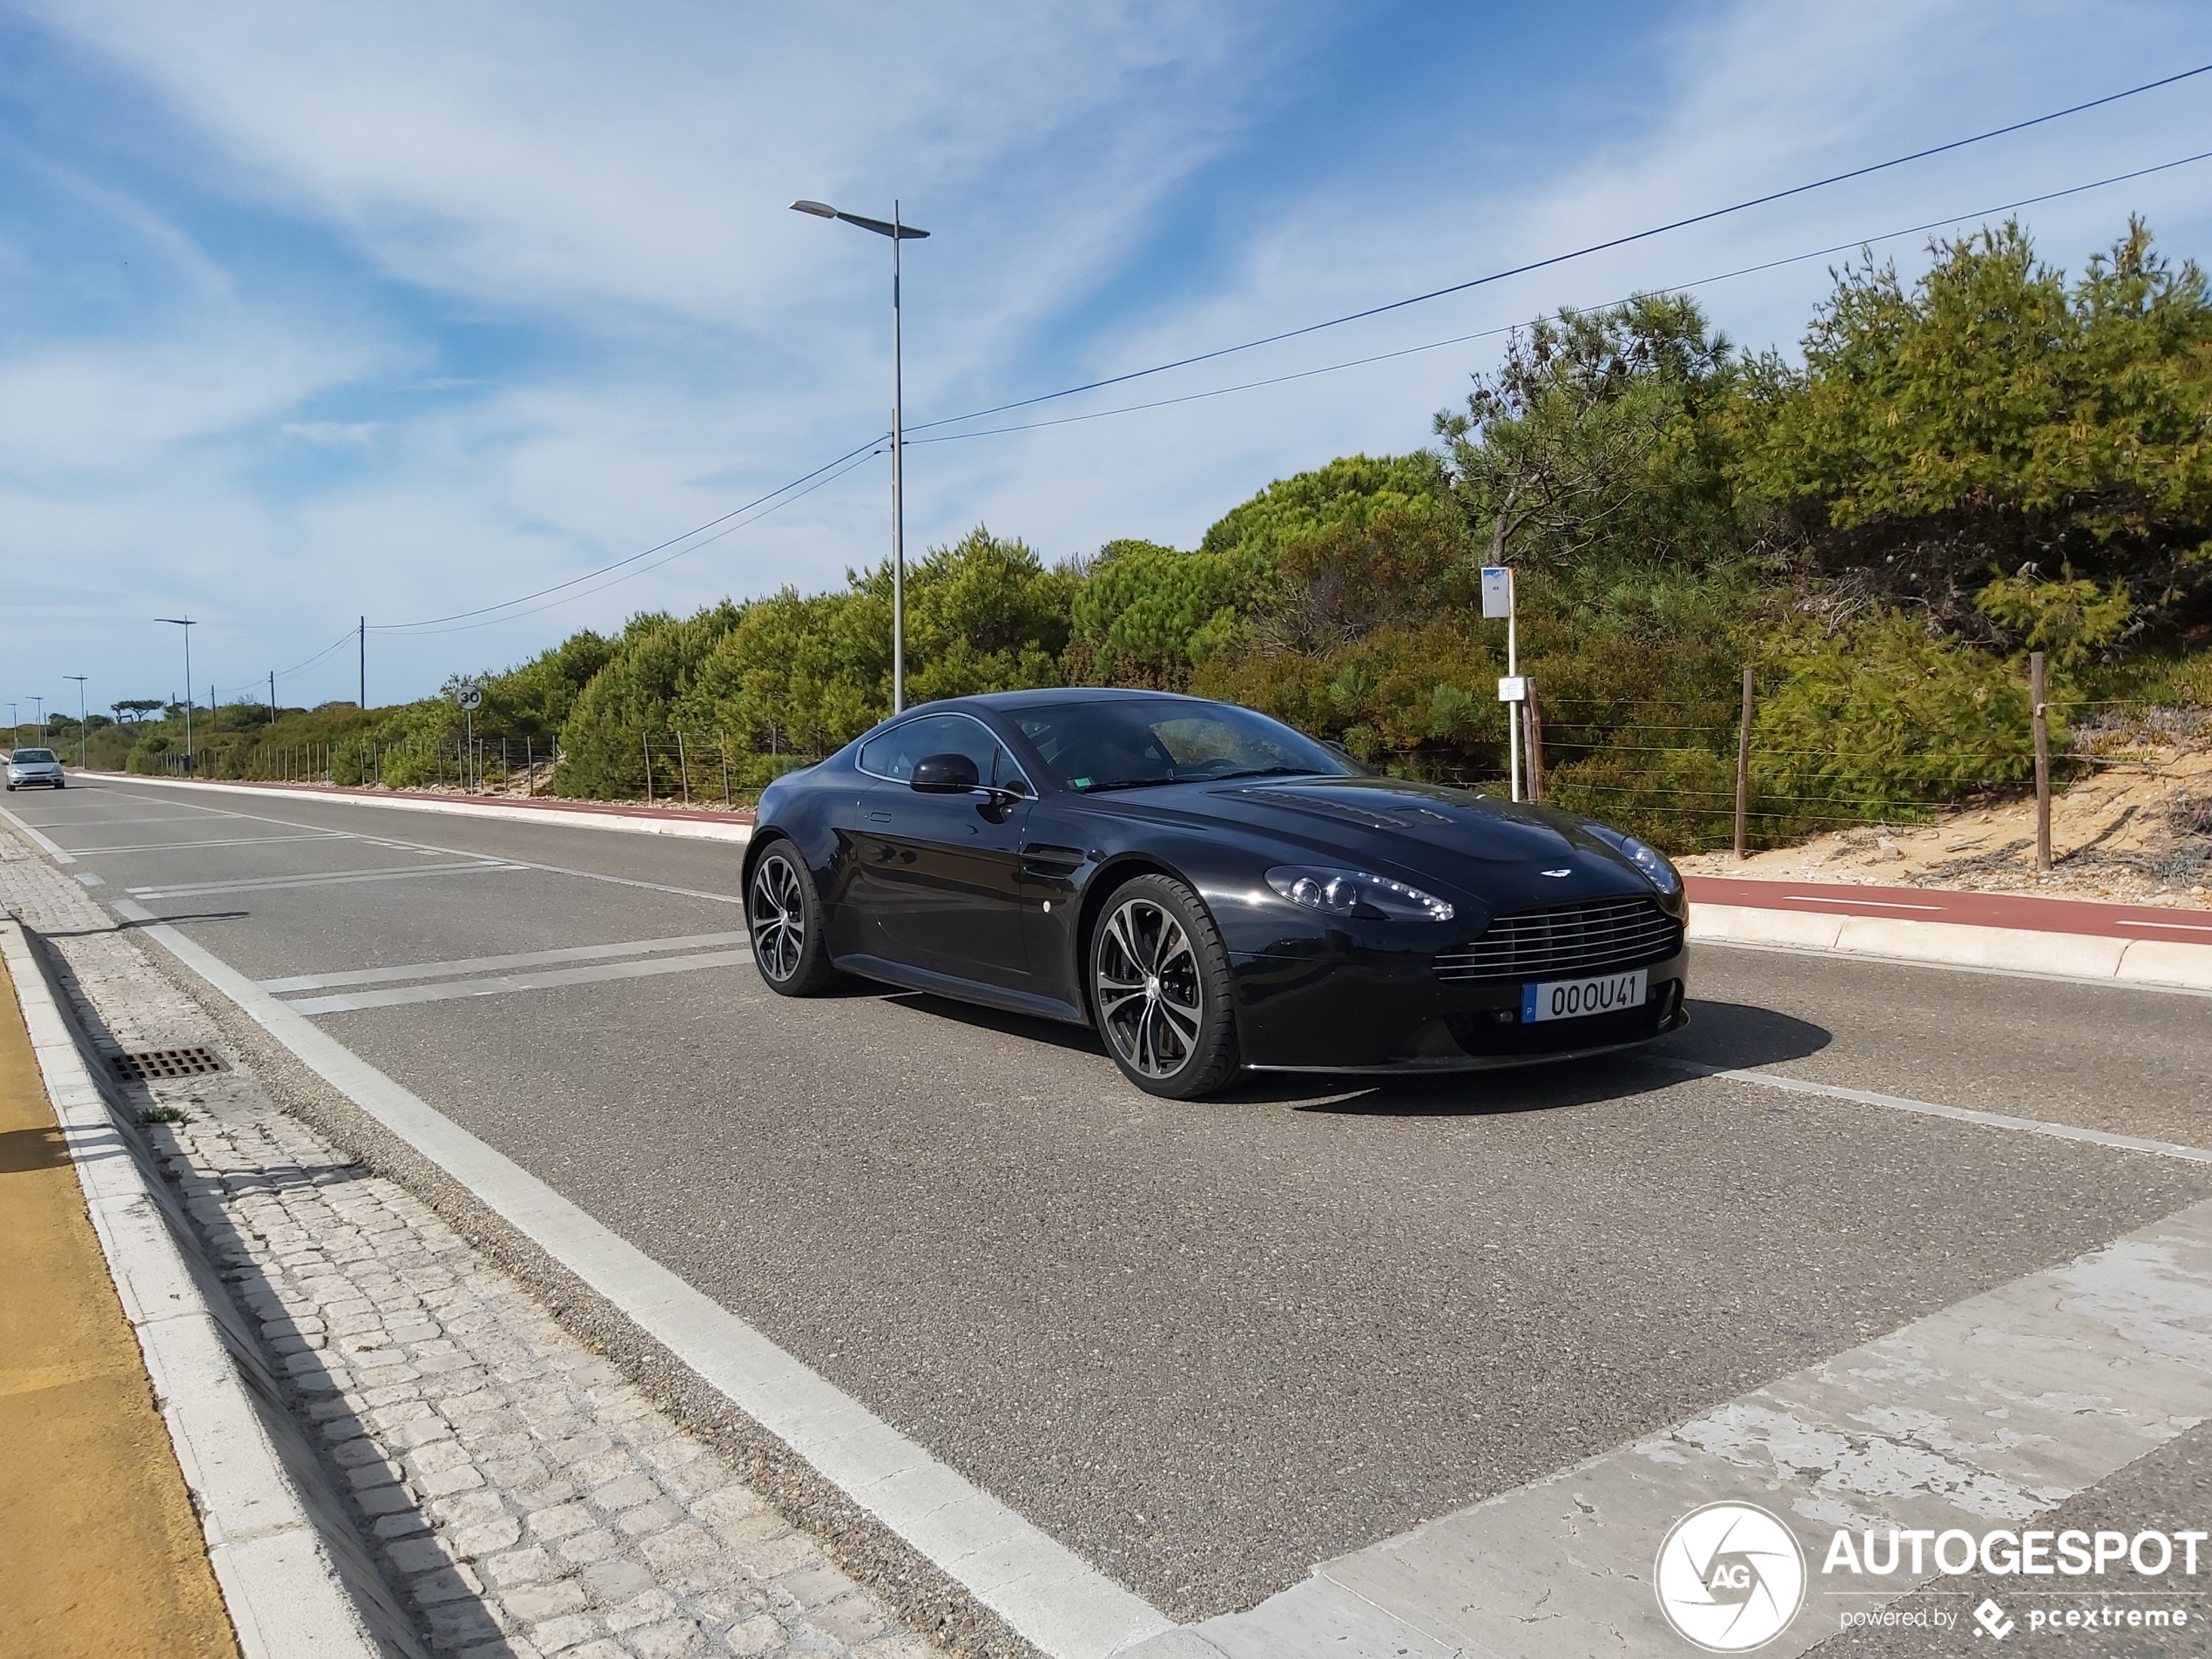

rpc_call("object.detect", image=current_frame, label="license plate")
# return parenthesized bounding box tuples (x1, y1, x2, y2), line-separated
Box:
(1522, 968, 1647, 1023)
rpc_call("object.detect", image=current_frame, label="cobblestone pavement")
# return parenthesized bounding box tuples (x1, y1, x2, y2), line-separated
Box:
(0, 833, 941, 1659)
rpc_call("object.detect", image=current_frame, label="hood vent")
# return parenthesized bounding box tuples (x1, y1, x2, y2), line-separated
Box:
(1435, 896, 1682, 982)
(1215, 787, 1457, 832)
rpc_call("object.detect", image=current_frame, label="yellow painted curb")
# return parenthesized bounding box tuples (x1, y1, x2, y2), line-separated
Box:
(0, 941, 239, 1657)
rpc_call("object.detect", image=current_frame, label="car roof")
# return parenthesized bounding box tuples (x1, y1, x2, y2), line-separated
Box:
(916, 687, 1222, 714)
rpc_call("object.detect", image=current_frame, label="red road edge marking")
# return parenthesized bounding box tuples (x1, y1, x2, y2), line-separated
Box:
(81, 771, 756, 828)
(1686, 873, 2212, 943)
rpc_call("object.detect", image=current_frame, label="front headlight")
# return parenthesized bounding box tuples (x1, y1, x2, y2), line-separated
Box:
(1264, 865, 1454, 923)
(1587, 826, 1682, 896)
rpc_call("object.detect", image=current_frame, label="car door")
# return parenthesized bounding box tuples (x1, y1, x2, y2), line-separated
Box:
(853, 713, 1035, 988)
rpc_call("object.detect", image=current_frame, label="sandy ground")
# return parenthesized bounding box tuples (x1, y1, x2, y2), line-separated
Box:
(1679, 716, 2212, 910)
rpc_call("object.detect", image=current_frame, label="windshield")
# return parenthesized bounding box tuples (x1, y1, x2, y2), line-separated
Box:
(10, 749, 56, 764)
(1014, 698, 1355, 792)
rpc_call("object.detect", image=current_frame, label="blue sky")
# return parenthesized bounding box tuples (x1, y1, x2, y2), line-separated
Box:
(6, 0, 2212, 720)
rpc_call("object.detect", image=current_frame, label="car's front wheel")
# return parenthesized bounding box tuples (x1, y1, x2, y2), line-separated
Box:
(747, 841, 842, 995)
(1089, 874, 1239, 1099)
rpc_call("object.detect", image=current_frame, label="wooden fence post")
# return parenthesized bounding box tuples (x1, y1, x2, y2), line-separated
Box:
(642, 732, 654, 803)
(1734, 668, 1753, 860)
(1525, 679, 1546, 805)
(2031, 651, 2051, 873)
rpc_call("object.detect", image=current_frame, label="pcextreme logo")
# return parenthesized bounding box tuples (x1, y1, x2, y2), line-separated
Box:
(1655, 1502, 1808, 1651)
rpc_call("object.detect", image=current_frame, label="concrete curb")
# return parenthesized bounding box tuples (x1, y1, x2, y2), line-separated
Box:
(0, 919, 421, 1659)
(80, 772, 754, 844)
(1688, 901, 2212, 990)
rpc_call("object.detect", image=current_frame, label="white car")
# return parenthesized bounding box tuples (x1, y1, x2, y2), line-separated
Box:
(4, 747, 64, 790)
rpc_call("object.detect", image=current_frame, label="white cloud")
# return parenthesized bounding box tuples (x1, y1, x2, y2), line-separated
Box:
(6, 0, 2211, 708)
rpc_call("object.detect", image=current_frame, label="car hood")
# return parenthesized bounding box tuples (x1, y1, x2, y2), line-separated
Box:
(1082, 774, 1671, 922)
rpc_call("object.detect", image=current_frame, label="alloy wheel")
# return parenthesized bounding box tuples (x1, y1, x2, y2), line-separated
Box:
(749, 852, 806, 982)
(1094, 896, 1204, 1080)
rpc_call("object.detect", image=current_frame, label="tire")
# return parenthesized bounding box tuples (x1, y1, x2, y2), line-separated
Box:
(747, 840, 843, 995)
(1089, 873, 1240, 1099)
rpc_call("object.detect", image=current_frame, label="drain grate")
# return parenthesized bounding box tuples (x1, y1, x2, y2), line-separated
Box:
(110, 1046, 227, 1082)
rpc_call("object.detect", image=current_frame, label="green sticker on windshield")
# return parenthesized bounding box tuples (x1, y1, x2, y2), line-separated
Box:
(1073, 777, 1092, 789)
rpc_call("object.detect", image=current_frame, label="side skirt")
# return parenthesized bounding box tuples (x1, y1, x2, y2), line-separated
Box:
(833, 952, 1089, 1027)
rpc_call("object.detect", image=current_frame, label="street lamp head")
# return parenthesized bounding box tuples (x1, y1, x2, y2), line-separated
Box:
(791, 199, 929, 240)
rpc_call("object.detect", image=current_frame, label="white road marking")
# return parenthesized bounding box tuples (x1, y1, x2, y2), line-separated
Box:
(258, 930, 752, 993)
(69, 833, 355, 855)
(129, 860, 525, 900)
(114, 899, 1174, 1659)
(1780, 894, 1946, 909)
(1697, 936, 2212, 998)
(1138, 1197, 2212, 1658)
(282, 948, 758, 1015)
(91, 783, 746, 906)
(1648, 1055, 2212, 1163)
(0, 801, 76, 863)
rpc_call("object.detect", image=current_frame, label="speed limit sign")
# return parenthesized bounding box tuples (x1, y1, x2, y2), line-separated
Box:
(454, 682, 483, 712)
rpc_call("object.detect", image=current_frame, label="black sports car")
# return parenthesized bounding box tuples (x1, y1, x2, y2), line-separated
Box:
(744, 688, 1689, 1098)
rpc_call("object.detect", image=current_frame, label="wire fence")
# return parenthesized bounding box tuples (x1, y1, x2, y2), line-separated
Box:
(1406, 669, 2210, 859)
(111, 668, 2211, 862)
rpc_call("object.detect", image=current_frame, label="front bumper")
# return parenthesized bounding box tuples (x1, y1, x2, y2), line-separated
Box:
(1229, 939, 1689, 1072)
(6, 772, 62, 786)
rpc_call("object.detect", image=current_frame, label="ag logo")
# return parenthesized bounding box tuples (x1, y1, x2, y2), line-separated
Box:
(1655, 1502, 1805, 1651)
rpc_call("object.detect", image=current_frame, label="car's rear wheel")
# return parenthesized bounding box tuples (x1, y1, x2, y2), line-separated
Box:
(748, 842, 842, 995)
(1089, 874, 1239, 1099)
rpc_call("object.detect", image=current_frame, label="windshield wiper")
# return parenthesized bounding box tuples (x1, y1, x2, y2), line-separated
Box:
(1209, 765, 1324, 781)
(1074, 777, 1186, 792)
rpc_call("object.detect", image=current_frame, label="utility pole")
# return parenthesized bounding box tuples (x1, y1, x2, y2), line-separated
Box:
(2031, 651, 2052, 873)
(64, 677, 87, 768)
(1735, 668, 1754, 860)
(359, 616, 366, 710)
(156, 616, 196, 771)
(269, 671, 277, 723)
(1480, 565, 1523, 800)
(790, 197, 929, 712)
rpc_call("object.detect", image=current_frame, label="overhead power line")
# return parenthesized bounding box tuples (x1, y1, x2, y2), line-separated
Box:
(215, 627, 357, 703)
(906, 145, 2212, 447)
(336, 63, 2212, 643)
(370, 435, 885, 632)
(380, 439, 888, 637)
(907, 59, 2212, 436)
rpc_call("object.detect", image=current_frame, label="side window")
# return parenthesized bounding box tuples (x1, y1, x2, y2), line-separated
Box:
(859, 714, 1027, 792)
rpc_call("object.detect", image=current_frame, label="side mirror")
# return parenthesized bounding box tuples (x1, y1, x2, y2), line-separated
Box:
(911, 752, 981, 793)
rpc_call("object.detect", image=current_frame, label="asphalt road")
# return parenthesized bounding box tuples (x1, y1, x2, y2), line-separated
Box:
(15, 778, 2212, 1622)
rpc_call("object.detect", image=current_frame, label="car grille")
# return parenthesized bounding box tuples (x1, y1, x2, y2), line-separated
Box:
(1434, 895, 1683, 982)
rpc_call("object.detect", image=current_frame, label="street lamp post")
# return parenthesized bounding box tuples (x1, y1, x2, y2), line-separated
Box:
(790, 197, 930, 714)
(30, 696, 43, 739)
(64, 677, 87, 769)
(156, 616, 196, 771)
